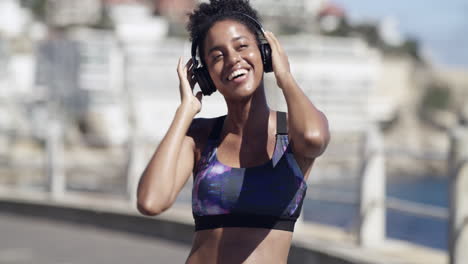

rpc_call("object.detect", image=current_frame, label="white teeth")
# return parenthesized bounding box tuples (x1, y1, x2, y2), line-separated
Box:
(227, 69, 248, 81)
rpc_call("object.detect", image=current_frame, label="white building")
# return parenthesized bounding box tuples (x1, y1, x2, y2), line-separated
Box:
(267, 34, 385, 131)
(109, 2, 169, 44)
(250, 0, 328, 17)
(250, 0, 329, 32)
(45, 0, 102, 27)
(0, 0, 31, 38)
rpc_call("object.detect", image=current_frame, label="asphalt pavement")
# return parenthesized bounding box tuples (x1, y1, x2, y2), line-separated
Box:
(0, 212, 191, 264)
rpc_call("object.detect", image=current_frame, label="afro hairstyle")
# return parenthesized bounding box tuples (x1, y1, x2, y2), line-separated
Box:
(187, 0, 263, 61)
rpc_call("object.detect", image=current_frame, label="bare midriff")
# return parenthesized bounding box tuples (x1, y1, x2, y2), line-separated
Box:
(185, 227, 293, 264)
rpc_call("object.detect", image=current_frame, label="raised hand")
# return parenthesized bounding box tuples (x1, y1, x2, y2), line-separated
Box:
(177, 57, 203, 115)
(264, 31, 293, 88)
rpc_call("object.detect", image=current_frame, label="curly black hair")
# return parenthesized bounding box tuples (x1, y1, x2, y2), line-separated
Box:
(187, 0, 262, 60)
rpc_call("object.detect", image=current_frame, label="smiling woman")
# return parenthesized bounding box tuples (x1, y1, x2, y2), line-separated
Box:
(136, 0, 330, 263)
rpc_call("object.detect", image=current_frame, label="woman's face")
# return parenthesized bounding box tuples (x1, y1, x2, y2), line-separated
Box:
(202, 19, 264, 99)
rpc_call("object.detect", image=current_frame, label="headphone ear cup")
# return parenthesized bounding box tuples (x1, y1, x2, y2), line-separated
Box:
(194, 67, 217, 96)
(259, 43, 273, 73)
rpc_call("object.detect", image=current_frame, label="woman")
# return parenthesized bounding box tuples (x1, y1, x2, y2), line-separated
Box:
(137, 0, 330, 263)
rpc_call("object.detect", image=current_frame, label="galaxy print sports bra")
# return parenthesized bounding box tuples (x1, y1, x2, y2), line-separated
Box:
(192, 111, 308, 232)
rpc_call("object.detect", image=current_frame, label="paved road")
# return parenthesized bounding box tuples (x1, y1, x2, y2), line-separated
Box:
(0, 213, 191, 264)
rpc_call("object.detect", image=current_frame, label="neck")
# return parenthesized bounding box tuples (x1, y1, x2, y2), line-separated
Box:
(224, 86, 270, 136)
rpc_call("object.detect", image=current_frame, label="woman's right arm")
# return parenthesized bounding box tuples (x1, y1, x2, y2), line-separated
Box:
(136, 58, 202, 216)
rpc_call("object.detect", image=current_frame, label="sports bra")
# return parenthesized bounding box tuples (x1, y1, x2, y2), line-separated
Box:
(192, 111, 308, 232)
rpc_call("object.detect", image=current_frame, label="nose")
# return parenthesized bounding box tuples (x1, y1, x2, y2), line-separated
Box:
(225, 49, 242, 67)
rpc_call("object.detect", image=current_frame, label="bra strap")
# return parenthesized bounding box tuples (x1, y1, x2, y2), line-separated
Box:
(276, 111, 287, 135)
(208, 115, 226, 140)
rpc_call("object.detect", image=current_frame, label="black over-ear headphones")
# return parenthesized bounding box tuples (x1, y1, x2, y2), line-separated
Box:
(191, 12, 273, 96)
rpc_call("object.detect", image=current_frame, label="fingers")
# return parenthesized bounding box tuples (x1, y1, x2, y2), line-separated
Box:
(177, 57, 190, 100)
(263, 31, 291, 80)
(265, 31, 283, 54)
(185, 59, 197, 89)
(177, 57, 192, 84)
(195, 91, 203, 103)
(177, 56, 186, 80)
(177, 56, 200, 103)
(185, 58, 194, 73)
(178, 57, 196, 87)
(264, 31, 275, 48)
(177, 57, 191, 74)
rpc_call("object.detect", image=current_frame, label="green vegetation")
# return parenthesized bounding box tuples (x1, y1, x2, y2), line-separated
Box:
(20, 0, 47, 21)
(421, 82, 451, 111)
(89, 6, 114, 30)
(320, 18, 423, 62)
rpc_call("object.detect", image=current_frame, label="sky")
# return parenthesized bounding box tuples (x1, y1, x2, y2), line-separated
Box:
(332, 0, 468, 68)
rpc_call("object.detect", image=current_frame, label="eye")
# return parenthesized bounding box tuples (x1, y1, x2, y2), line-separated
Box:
(238, 44, 248, 50)
(212, 53, 223, 62)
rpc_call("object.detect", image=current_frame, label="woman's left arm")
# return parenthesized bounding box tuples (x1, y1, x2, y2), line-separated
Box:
(265, 31, 330, 158)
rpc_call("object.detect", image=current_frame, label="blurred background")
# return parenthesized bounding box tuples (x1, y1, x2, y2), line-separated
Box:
(0, 0, 467, 263)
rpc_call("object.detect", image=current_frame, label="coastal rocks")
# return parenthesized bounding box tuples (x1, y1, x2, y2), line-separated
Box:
(421, 109, 458, 131)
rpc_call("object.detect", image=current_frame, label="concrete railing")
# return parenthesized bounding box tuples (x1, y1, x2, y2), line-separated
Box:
(358, 124, 386, 247)
(45, 117, 65, 200)
(448, 123, 468, 264)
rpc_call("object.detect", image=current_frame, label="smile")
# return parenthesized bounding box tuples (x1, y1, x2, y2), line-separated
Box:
(227, 69, 249, 81)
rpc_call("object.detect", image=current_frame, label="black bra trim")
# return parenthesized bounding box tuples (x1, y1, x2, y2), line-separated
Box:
(276, 111, 288, 135)
(194, 214, 296, 232)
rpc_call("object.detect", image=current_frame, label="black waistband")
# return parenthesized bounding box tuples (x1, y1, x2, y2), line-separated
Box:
(194, 214, 296, 232)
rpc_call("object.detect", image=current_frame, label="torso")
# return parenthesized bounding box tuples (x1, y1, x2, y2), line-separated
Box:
(186, 111, 314, 264)
(186, 228, 292, 264)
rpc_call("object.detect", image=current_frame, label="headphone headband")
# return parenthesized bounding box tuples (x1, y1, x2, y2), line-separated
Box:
(191, 12, 267, 64)
(231, 11, 266, 34)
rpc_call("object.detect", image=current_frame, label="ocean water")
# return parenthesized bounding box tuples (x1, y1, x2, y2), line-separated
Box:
(386, 177, 448, 250)
(303, 177, 449, 250)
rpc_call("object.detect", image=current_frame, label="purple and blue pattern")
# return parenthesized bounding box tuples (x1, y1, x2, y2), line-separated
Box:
(192, 134, 308, 219)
